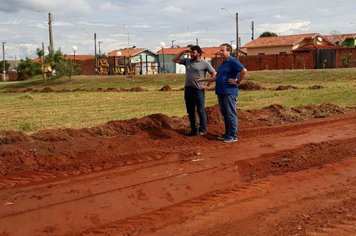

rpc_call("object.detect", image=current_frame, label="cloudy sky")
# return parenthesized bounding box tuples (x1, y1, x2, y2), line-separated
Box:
(1, 0, 355, 60)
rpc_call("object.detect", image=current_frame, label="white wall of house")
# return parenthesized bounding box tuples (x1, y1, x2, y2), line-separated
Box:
(175, 64, 186, 74)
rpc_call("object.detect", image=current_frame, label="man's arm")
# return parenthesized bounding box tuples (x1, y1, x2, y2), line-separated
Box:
(206, 70, 217, 88)
(228, 68, 247, 85)
(172, 49, 190, 63)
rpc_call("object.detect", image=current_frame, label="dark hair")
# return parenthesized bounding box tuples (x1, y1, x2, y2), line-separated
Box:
(190, 45, 203, 54)
(220, 43, 232, 53)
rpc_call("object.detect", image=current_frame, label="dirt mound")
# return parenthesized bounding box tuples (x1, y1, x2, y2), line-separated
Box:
(159, 85, 172, 91)
(0, 104, 350, 183)
(275, 85, 298, 90)
(0, 131, 31, 144)
(238, 81, 263, 90)
(308, 85, 324, 89)
(41, 87, 54, 92)
(24, 87, 34, 92)
(236, 138, 356, 181)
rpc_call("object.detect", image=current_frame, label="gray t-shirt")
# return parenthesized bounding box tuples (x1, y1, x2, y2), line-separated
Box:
(179, 58, 215, 89)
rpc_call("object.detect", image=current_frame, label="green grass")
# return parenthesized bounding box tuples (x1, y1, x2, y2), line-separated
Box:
(0, 68, 355, 132)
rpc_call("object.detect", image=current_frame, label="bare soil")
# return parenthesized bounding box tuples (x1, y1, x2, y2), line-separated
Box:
(0, 104, 355, 236)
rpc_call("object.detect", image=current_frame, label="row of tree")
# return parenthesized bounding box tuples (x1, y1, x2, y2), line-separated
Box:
(4, 49, 79, 81)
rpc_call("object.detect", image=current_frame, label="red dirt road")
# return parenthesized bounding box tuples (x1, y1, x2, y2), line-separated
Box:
(0, 105, 355, 235)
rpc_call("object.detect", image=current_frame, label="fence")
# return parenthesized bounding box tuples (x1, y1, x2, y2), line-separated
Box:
(211, 48, 356, 71)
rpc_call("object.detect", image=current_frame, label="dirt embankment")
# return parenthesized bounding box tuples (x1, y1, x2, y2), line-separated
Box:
(0, 103, 355, 236)
(0, 103, 349, 188)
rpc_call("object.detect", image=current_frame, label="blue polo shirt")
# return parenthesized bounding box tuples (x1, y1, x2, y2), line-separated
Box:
(216, 56, 245, 96)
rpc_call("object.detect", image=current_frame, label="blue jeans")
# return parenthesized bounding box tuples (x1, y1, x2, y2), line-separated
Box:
(184, 86, 207, 133)
(218, 94, 238, 139)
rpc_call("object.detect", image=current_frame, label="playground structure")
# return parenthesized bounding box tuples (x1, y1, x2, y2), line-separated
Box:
(96, 56, 158, 76)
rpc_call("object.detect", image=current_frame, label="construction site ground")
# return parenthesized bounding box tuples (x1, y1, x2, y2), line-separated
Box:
(1, 104, 355, 236)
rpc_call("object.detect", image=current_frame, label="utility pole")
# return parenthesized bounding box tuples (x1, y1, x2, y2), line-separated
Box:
(236, 12, 239, 59)
(98, 41, 103, 55)
(221, 8, 239, 59)
(94, 33, 97, 69)
(251, 21, 255, 40)
(171, 40, 175, 48)
(48, 12, 54, 52)
(2, 42, 6, 82)
(42, 42, 45, 61)
(196, 38, 199, 45)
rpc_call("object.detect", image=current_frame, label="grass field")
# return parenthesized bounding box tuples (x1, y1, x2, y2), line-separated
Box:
(0, 68, 355, 132)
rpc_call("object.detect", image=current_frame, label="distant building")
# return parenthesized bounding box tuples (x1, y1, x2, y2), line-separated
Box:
(324, 33, 356, 48)
(157, 47, 221, 73)
(242, 33, 338, 55)
(107, 48, 158, 75)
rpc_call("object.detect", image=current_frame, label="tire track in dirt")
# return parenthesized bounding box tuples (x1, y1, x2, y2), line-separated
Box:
(78, 158, 356, 236)
(0, 113, 355, 236)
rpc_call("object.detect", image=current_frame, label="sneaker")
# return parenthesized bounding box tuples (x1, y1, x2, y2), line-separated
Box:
(223, 137, 238, 143)
(185, 131, 197, 136)
(198, 131, 207, 135)
(217, 135, 225, 140)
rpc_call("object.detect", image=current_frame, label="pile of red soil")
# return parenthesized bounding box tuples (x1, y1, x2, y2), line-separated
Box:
(238, 81, 263, 90)
(308, 85, 324, 89)
(159, 85, 172, 91)
(275, 85, 298, 90)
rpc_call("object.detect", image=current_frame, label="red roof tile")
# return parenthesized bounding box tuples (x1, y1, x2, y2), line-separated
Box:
(324, 33, 356, 44)
(107, 48, 148, 57)
(242, 33, 321, 48)
(157, 46, 221, 58)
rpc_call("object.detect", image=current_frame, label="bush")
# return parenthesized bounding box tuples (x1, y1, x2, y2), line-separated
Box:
(17, 58, 41, 80)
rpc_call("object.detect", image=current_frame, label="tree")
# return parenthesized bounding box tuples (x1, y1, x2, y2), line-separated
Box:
(16, 58, 41, 80)
(259, 32, 278, 38)
(55, 60, 80, 80)
(36, 48, 44, 59)
(0, 60, 10, 72)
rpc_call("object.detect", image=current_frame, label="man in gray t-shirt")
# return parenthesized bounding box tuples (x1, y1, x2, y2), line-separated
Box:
(172, 45, 216, 136)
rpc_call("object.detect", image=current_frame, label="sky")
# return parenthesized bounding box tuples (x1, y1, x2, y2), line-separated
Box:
(0, 0, 355, 60)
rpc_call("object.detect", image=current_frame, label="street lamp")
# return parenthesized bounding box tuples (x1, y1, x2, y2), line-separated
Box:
(98, 41, 103, 55)
(72, 45, 77, 61)
(221, 8, 239, 58)
(160, 41, 166, 73)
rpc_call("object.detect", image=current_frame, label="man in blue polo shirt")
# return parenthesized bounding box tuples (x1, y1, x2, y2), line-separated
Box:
(215, 43, 247, 142)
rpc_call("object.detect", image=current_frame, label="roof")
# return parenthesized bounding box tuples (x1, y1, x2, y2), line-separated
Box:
(107, 48, 157, 57)
(242, 33, 321, 48)
(324, 33, 356, 44)
(63, 55, 95, 60)
(157, 46, 221, 58)
(293, 44, 343, 51)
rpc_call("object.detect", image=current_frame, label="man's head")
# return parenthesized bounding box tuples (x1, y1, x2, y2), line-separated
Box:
(219, 43, 232, 59)
(190, 45, 202, 61)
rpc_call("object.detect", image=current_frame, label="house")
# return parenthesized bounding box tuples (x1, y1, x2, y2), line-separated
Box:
(324, 33, 356, 48)
(156, 47, 221, 73)
(107, 48, 158, 75)
(242, 33, 337, 55)
(32, 55, 97, 75)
